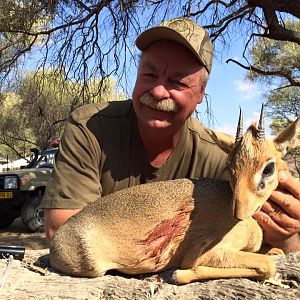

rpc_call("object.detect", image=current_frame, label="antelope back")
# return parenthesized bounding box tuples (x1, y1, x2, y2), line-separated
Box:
(207, 108, 300, 220)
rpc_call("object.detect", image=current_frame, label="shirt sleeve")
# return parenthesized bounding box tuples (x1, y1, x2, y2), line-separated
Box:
(41, 117, 102, 209)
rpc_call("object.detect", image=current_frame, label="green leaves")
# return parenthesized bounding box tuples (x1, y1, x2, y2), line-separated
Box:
(249, 19, 300, 86)
(248, 19, 299, 177)
(0, 68, 125, 158)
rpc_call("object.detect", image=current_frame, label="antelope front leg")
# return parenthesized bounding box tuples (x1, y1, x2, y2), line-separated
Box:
(172, 250, 276, 284)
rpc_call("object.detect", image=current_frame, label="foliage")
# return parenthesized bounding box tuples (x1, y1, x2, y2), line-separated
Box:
(0, 1, 299, 92)
(0, 92, 34, 161)
(248, 20, 300, 177)
(18, 69, 125, 149)
(0, 69, 125, 158)
(265, 88, 300, 122)
(0, 0, 55, 79)
(248, 19, 299, 177)
(0, 1, 299, 166)
(247, 20, 299, 123)
(248, 19, 300, 88)
(248, 19, 300, 119)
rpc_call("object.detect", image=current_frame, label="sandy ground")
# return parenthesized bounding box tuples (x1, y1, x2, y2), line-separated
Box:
(0, 218, 48, 250)
(0, 219, 299, 299)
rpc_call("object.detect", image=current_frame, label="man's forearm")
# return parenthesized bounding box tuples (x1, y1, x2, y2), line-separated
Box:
(44, 208, 81, 243)
(277, 234, 300, 254)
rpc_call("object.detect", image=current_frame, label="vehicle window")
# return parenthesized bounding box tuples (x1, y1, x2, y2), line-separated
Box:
(35, 150, 58, 168)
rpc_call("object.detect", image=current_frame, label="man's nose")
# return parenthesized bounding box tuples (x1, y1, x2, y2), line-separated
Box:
(150, 84, 170, 101)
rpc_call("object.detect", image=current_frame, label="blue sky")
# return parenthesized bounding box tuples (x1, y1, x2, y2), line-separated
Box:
(203, 58, 265, 135)
(196, 38, 271, 137)
(23, 14, 273, 138)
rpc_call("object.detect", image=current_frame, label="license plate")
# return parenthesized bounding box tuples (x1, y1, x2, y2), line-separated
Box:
(0, 192, 13, 199)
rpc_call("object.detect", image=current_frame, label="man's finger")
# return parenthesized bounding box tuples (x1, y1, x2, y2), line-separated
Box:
(278, 171, 300, 200)
(253, 210, 289, 235)
(269, 189, 300, 219)
(260, 201, 299, 232)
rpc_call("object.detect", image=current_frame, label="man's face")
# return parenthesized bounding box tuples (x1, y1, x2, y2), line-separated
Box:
(132, 40, 206, 132)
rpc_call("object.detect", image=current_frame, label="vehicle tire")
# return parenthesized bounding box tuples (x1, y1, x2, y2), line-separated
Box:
(21, 194, 45, 232)
(0, 214, 16, 229)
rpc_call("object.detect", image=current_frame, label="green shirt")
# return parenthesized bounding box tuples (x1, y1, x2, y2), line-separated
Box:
(42, 100, 229, 209)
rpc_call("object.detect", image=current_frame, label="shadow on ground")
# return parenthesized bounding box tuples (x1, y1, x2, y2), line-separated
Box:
(0, 218, 48, 250)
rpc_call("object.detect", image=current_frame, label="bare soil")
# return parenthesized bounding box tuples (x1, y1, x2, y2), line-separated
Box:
(0, 218, 48, 250)
(0, 219, 299, 299)
(0, 249, 299, 299)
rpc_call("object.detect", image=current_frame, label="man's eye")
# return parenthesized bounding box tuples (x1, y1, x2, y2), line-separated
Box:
(144, 73, 156, 78)
(172, 80, 186, 87)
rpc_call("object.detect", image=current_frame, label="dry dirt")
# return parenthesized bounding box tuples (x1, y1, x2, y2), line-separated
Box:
(0, 218, 48, 250)
(0, 219, 299, 299)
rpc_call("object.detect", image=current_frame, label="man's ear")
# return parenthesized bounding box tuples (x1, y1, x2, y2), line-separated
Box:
(197, 97, 203, 105)
(205, 128, 235, 154)
(273, 117, 300, 156)
(197, 85, 206, 104)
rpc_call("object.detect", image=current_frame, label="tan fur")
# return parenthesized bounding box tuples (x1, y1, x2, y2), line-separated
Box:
(50, 117, 300, 284)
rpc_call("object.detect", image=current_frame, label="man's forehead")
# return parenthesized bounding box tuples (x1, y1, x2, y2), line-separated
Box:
(140, 55, 203, 78)
(143, 39, 193, 55)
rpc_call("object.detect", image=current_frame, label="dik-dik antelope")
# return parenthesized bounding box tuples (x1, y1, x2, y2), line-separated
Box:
(49, 108, 300, 284)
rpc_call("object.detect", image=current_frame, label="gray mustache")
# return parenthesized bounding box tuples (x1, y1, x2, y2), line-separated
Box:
(140, 94, 178, 113)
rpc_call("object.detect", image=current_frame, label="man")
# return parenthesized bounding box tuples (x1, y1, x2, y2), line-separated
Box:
(42, 18, 300, 253)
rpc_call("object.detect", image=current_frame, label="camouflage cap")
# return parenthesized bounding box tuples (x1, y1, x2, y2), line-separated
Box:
(136, 18, 213, 74)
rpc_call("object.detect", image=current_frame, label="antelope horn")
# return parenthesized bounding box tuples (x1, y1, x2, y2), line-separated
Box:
(235, 107, 243, 144)
(257, 104, 265, 141)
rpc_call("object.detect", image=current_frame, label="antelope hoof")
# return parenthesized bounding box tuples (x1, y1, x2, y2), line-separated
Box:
(266, 248, 285, 256)
(172, 269, 194, 285)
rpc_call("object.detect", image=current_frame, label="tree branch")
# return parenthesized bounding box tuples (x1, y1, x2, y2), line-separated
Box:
(247, 0, 300, 44)
(226, 58, 300, 87)
(248, 0, 300, 19)
(0, 0, 111, 37)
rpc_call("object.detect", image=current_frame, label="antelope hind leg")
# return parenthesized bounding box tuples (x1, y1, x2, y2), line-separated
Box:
(173, 265, 271, 285)
(259, 244, 285, 255)
(173, 250, 276, 284)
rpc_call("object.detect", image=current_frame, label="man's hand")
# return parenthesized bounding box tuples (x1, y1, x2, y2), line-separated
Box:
(253, 170, 300, 254)
(44, 208, 81, 243)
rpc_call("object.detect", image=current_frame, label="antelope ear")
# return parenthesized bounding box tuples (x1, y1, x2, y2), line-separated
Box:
(206, 128, 235, 154)
(273, 118, 300, 156)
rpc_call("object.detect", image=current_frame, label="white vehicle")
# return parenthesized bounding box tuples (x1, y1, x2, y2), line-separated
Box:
(0, 148, 58, 232)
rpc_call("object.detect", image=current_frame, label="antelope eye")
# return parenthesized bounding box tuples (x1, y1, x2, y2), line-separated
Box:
(259, 181, 265, 190)
(262, 162, 275, 177)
